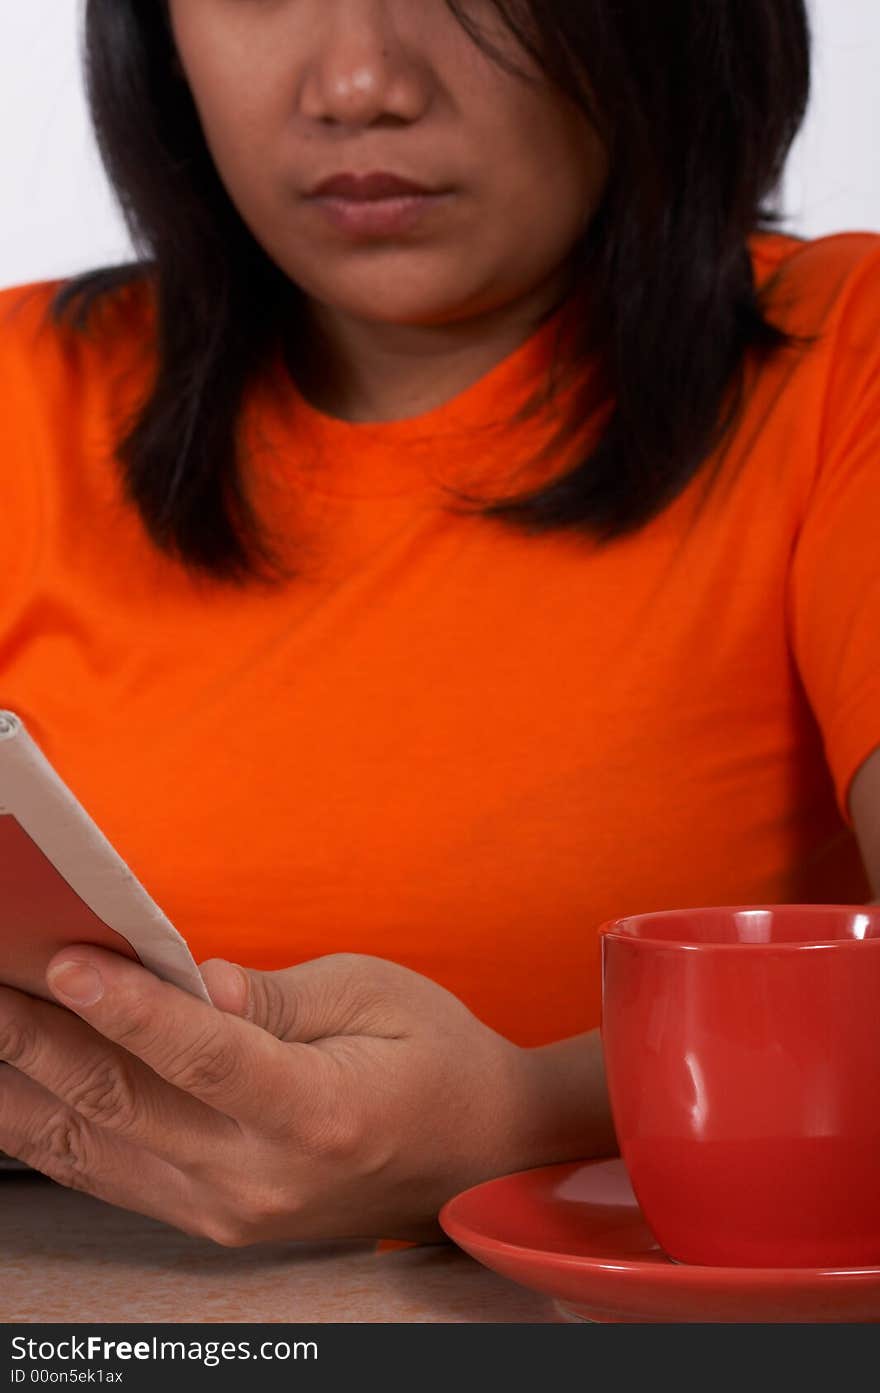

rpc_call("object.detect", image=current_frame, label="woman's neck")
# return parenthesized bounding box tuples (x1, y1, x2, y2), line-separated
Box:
(291, 270, 575, 424)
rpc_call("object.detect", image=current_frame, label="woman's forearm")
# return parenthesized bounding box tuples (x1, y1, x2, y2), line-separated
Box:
(510, 1028, 619, 1172)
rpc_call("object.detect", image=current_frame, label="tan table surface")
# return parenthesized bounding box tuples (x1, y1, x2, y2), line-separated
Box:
(0, 1173, 557, 1324)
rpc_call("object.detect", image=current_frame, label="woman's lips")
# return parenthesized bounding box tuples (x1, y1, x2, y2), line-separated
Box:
(311, 172, 436, 199)
(305, 172, 454, 238)
(308, 192, 453, 238)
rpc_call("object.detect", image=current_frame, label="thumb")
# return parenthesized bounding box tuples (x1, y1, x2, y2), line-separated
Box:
(200, 953, 405, 1043)
(199, 958, 251, 1016)
(199, 958, 292, 1039)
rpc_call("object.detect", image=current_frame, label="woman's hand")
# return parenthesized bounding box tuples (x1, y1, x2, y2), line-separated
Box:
(0, 948, 615, 1246)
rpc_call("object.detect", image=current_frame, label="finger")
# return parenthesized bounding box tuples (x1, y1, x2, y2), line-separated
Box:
(45, 947, 325, 1132)
(0, 985, 236, 1165)
(0, 1064, 203, 1238)
(200, 958, 311, 1039)
(204, 953, 420, 1044)
(199, 958, 250, 1017)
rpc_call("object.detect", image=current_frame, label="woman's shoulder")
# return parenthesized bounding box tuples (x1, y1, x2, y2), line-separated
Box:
(748, 227, 880, 336)
(0, 267, 155, 329)
(0, 278, 69, 381)
(742, 230, 880, 540)
(0, 269, 155, 398)
(0, 272, 156, 582)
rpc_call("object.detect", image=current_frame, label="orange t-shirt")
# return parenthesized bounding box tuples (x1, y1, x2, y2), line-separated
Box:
(1, 229, 879, 1045)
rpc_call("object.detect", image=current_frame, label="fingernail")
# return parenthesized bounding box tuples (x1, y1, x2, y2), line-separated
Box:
(47, 961, 104, 1007)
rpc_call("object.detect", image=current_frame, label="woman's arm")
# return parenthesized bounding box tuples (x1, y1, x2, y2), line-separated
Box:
(515, 1029, 617, 1172)
(849, 744, 880, 900)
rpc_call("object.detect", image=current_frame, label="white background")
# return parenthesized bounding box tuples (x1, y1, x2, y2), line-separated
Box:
(1, 0, 879, 290)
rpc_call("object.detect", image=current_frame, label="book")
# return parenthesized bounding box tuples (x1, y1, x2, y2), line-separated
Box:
(0, 710, 208, 1003)
(0, 711, 211, 1171)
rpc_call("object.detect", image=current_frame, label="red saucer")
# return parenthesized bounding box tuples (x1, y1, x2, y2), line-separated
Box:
(439, 1159, 880, 1323)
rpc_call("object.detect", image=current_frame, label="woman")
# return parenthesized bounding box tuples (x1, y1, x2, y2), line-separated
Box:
(0, 0, 878, 1246)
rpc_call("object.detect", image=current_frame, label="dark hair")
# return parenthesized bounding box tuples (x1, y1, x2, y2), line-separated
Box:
(54, 0, 812, 583)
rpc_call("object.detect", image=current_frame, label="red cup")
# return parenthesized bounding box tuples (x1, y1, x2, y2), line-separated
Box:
(600, 905, 880, 1268)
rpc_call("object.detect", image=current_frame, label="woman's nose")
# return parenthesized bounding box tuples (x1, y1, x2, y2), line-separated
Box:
(297, 2, 434, 129)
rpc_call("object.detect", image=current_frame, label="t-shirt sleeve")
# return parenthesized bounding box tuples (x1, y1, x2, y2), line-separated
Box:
(789, 239, 880, 823)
